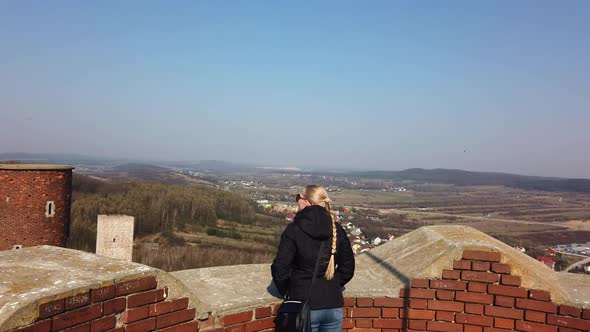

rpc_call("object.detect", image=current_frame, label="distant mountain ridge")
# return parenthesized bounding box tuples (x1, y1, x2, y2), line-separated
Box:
(352, 168, 590, 193)
(2, 153, 589, 193)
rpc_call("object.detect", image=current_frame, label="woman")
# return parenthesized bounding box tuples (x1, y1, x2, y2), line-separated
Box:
(272, 184, 355, 332)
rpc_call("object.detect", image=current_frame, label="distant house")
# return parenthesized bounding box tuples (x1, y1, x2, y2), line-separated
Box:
(387, 233, 396, 241)
(536, 256, 556, 270)
(515, 246, 526, 253)
(351, 228, 362, 236)
(373, 237, 382, 246)
(285, 213, 294, 222)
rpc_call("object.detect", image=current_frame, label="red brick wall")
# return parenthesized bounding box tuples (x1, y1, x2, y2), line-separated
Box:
(0, 169, 72, 250)
(203, 250, 590, 332)
(10, 275, 198, 332)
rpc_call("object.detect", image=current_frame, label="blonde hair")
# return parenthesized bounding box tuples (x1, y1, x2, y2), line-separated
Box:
(301, 184, 337, 280)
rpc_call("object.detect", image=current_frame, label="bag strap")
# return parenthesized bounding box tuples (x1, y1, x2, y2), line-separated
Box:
(304, 242, 325, 303)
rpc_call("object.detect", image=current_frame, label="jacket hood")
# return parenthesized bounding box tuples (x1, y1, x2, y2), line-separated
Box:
(293, 205, 333, 240)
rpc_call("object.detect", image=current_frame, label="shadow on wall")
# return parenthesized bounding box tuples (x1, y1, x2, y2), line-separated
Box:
(365, 251, 411, 288)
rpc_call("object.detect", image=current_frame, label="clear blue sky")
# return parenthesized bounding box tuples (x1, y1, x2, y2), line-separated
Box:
(1, 1, 589, 178)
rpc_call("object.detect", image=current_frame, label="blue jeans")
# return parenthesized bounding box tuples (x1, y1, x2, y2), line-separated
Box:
(310, 308, 343, 332)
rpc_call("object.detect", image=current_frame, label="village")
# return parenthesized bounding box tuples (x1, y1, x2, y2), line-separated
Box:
(254, 199, 394, 255)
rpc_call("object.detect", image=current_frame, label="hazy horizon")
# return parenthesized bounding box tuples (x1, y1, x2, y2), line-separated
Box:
(1, 2, 589, 178)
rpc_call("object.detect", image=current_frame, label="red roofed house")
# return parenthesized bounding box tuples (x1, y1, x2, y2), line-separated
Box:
(537, 256, 556, 270)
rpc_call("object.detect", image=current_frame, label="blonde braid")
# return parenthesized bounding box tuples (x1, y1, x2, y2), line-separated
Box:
(324, 200, 337, 280)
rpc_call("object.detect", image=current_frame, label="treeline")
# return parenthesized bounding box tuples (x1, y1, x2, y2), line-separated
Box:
(352, 168, 590, 193)
(69, 175, 256, 251)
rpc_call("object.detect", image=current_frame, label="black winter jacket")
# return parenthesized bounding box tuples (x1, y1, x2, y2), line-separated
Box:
(271, 205, 355, 309)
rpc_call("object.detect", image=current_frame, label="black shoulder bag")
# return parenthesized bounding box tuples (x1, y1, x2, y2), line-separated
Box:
(274, 242, 325, 332)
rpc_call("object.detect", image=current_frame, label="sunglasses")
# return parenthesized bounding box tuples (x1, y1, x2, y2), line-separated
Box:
(295, 194, 306, 202)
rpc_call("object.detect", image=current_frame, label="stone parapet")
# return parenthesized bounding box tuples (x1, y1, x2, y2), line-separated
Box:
(1, 226, 589, 332)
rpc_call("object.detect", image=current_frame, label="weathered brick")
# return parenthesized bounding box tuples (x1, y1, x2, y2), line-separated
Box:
(245, 317, 274, 332)
(90, 315, 115, 332)
(126, 317, 156, 332)
(91, 285, 115, 303)
(468, 282, 488, 293)
(547, 314, 590, 330)
(461, 271, 499, 283)
(436, 311, 455, 322)
(515, 298, 558, 313)
(558, 305, 581, 318)
(399, 309, 435, 320)
(342, 319, 354, 329)
(222, 310, 253, 326)
(411, 279, 430, 288)
(373, 319, 404, 329)
(427, 320, 463, 331)
(382, 308, 399, 318)
(61, 324, 90, 332)
(408, 319, 427, 330)
(198, 315, 216, 330)
(455, 313, 493, 326)
(225, 324, 245, 332)
(455, 292, 493, 304)
(355, 319, 372, 328)
(356, 297, 374, 307)
(374, 297, 405, 307)
(254, 306, 272, 319)
(483, 328, 512, 332)
(453, 260, 471, 270)
(494, 295, 515, 308)
(464, 325, 483, 332)
(491, 263, 511, 274)
(103, 297, 125, 315)
(66, 292, 91, 310)
(399, 288, 435, 299)
(442, 269, 461, 280)
(128, 288, 166, 308)
(525, 310, 546, 323)
(159, 320, 199, 332)
(121, 306, 149, 324)
(430, 280, 466, 291)
(114, 276, 157, 296)
(583, 308, 590, 319)
(500, 275, 521, 287)
(156, 308, 196, 329)
(348, 307, 381, 318)
(472, 261, 491, 271)
(436, 290, 455, 301)
(484, 305, 523, 319)
(515, 320, 558, 332)
(343, 297, 355, 307)
(488, 284, 528, 298)
(529, 289, 551, 301)
(427, 300, 464, 312)
(52, 303, 103, 331)
(462, 250, 501, 262)
(149, 298, 189, 317)
(39, 298, 66, 319)
(13, 319, 51, 332)
(493, 317, 514, 329)
(409, 299, 428, 309)
(465, 303, 484, 315)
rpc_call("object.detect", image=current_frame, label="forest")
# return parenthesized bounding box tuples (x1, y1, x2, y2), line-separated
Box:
(69, 175, 257, 252)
